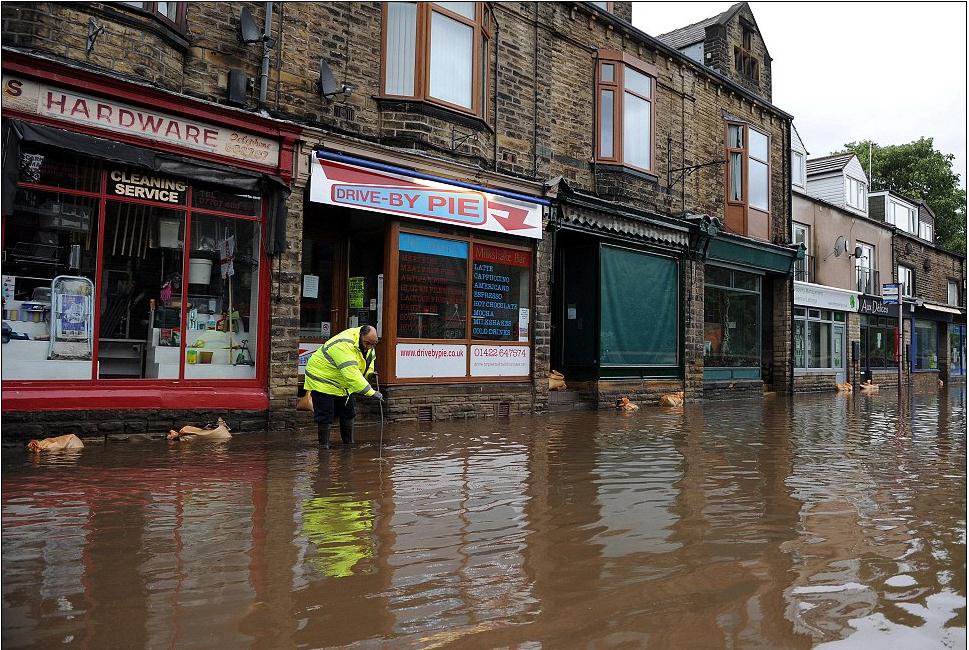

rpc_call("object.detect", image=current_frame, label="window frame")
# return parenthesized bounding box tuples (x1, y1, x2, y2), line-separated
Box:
(5, 148, 267, 386)
(792, 150, 806, 188)
(594, 49, 658, 174)
(118, 1, 187, 32)
(918, 220, 934, 242)
(846, 175, 866, 210)
(390, 225, 533, 384)
(734, 27, 759, 82)
(889, 199, 916, 234)
(898, 264, 915, 297)
(724, 121, 771, 238)
(380, 2, 491, 120)
(948, 279, 959, 306)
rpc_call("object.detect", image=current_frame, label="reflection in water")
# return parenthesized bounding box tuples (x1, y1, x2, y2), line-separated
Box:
(2, 387, 965, 648)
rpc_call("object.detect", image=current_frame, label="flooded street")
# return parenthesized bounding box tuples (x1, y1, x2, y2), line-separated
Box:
(2, 389, 966, 649)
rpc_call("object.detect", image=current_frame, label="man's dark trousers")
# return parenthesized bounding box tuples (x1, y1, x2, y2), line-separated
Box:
(311, 391, 355, 447)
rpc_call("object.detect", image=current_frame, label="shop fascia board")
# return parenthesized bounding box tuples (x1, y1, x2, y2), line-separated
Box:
(707, 232, 801, 274)
(2, 48, 304, 143)
(297, 133, 548, 202)
(553, 184, 692, 236)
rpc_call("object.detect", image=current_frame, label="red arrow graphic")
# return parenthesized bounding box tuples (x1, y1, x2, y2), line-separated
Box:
(489, 202, 532, 231)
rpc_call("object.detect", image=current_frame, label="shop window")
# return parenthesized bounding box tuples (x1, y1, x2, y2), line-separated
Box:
(861, 315, 897, 369)
(794, 309, 845, 370)
(393, 230, 531, 381)
(2, 189, 100, 380)
(599, 246, 678, 367)
(182, 214, 259, 379)
(725, 123, 770, 240)
(703, 266, 761, 370)
(949, 325, 966, 376)
(913, 319, 938, 371)
(471, 243, 530, 342)
(2, 148, 263, 385)
(382, 2, 491, 117)
(397, 233, 468, 339)
(595, 50, 656, 172)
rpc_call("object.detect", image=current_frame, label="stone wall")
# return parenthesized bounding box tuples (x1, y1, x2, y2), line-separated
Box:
(703, 379, 763, 400)
(893, 231, 967, 307)
(793, 372, 839, 393)
(1, 408, 268, 442)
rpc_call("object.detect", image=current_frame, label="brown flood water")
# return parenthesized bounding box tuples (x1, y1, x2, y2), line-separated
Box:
(2, 389, 966, 649)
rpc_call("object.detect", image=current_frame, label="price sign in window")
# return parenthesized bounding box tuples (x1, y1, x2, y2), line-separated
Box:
(397, 233, 468, 340)
(471, 243, 531, 342)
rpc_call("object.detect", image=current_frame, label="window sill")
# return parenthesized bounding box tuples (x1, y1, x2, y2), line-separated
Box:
(83, 3, 190, 51)
(375, 97, 491, 133)
(592, 162, 659, 183)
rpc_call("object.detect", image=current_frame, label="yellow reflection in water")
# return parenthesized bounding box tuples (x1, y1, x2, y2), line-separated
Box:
(301, 495, 374, 578)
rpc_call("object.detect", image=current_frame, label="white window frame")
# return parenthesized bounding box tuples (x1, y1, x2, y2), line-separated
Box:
(948, 280, 959, 306)
(890, 200, 916, 234)
(919, 221, 934, 242)
(898, 265, 914, 297)
(846, 175, 866, 210)
(792, 150, 806, 188)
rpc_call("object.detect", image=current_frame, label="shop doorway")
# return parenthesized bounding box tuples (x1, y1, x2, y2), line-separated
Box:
(299, 207, 385, 382)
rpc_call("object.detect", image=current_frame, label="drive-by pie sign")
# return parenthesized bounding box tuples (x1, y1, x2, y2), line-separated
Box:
(310, 153, 543, 239)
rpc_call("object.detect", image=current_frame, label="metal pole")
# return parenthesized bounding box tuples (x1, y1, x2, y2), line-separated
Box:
(897, 301, 903, 410)
(258, 2, 274, 112)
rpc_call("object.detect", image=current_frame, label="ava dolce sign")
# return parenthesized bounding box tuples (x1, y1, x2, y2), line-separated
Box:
(857, 295, 894, 316)
(793, 281, 858, 312)
(2, 75, 279, 167)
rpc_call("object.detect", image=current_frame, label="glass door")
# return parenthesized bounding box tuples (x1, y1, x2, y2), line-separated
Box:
(833, 323, 845, 383)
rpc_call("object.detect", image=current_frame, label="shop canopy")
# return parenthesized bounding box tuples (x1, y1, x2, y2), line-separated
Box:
(1, 118, 290, 255)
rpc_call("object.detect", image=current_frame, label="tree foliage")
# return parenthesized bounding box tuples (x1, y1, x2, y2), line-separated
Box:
(843, 138, 966, 254)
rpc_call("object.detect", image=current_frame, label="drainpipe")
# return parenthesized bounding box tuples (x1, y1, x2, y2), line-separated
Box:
(258, 2, 274, 114)
(785, 117, 794, 396)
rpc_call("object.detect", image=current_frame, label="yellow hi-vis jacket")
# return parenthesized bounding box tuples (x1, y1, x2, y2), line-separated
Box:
(302, 326, 376, 398)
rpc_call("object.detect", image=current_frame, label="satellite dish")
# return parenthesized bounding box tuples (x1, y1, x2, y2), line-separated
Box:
(238, 7, 263, 44)
(316, 59, 352, 99)
(833, 235, 847, 257)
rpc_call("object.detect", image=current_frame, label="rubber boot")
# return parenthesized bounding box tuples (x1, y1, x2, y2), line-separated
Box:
(340, 418, 354, 445)
(317, 423, 330, 449)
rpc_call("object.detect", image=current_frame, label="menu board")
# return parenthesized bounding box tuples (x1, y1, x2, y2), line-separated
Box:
(472, 244, 530, 342)
(397, 234, 468, 339)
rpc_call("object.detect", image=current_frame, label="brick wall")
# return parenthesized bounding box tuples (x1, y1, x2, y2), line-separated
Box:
(893, 232, 967, 307)
(2, 408, 268, 442)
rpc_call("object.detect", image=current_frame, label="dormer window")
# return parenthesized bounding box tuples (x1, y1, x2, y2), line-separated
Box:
(846, 176, 866, 211)
(734, 27, 759, 81)
(887, 199, 917, 234)
(919, 221, 934, 242)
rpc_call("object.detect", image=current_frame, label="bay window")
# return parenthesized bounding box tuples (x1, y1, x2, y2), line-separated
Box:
(382, 2, 491, 117)
(595, 50, 656, 173)
(725, 122, 771, 240)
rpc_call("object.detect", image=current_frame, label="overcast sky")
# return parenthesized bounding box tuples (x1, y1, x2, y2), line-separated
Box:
(632, 2, 968, 189)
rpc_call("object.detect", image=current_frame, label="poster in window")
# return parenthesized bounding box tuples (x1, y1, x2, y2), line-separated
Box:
(348, 276, 365, 309)
(471, 243, 530, 342)
(397, 234, 468, 339)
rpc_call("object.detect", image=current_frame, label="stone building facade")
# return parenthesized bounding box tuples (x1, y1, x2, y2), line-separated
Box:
(1, 1, 800, 438)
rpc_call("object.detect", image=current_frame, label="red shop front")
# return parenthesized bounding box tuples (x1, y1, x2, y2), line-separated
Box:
(1, 54, 300, 414)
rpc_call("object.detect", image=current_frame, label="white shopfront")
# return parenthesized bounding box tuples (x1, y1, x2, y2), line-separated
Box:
(794, 282, 859, 383)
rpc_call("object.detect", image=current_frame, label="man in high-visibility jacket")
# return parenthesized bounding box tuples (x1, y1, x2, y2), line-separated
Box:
(303, 324, 383, 448)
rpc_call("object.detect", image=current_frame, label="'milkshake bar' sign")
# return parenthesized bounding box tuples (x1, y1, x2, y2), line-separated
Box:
(2, 75, 279, 167)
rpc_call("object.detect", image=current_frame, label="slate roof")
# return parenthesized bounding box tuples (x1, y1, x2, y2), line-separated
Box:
(655, 2, 745, 49)
(805, 153, 854, 176)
